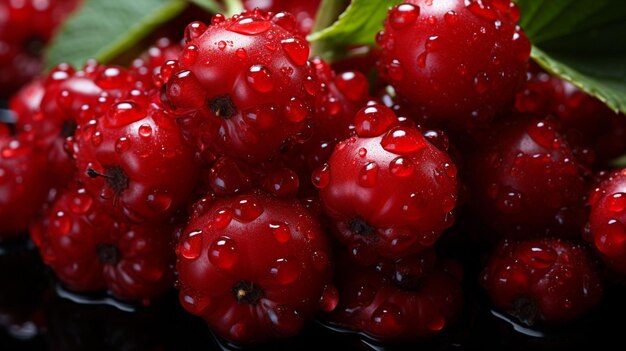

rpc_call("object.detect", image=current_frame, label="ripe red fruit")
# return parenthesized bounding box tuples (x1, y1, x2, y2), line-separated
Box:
(73, 91, 199, 223)
(0, 0, 81, 97)
(328, 250, 464, 341)
(131, 37, 183, 89)
(481, 238, 603, 325)
(587, 169, 626, 276)
(176, 191, 334, 343)
(317, 103, 458, 262)
(30, 184, 175, 303)
(516, 64, 625, 165)
(466, 117, 587, 239)
(0, 130, 50, 239)
(377, 0, 530, 129)
(243, 0, 320, 34)
(165, 11, 314, 163)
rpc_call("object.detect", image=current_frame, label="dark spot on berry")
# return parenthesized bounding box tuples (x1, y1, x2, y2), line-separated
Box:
(60, 120, 77, 138)
(350, 218, 374, 237)
(96, 244, 122, 265)
(209, 95, 237, 119)
(87, 166, 130, 193)
(232, 280, 263, 304)
(511, 296, 540, 326)
(24, 36, 45, 57)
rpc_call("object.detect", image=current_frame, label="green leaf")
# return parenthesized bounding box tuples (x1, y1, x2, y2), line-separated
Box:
(308, 0, 401, 58)
(45, 0, 189, 69)
(518, 0, 626, 113)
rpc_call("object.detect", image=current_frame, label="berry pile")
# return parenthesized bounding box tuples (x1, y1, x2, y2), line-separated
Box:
(0, 0, 625, 348)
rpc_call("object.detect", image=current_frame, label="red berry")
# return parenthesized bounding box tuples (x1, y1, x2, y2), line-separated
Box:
(131, 37, 184, 89)
(377, 0, 530, 129)
(165, 11, 314, 163)
(466, 117, 587, 239)
(318, 104, 458, 262)
(481, 238, 603, 325)
(176, 191, 334, 343)
(0, 130, 50, 239)
(73, 91, 199, 223)
(587, 169, 626, 276)
(0, 0, 81, 97)
(30, 184, 175, 303)
(328, 250, 464, 341)
(243, 0, 320, 34)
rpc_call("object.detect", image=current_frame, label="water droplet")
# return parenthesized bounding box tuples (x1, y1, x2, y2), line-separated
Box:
(217, 41, 227, 50)
(138, 124, 152, 138)
(184, 21, 207, 43)
(234, 196, 263, 221)
(319, 285, 339, 312)
(335, 71, 368, 102)
(444, 10, 459, 24)
(427, 315, 446, 331)
(388, 3, 420, 30)
(467, 1, 497, 20)
(284, 97, 309, 123)
(518, 244, 558, 270)
(208, 236, 238, 270)
(69, 188, 93, 214)
(180, 230, 203, 260)
(526, 120, 557, 149)
(281, 37, 309, 66)
(496, 187, 523, 214)
(474, 71, 490, 94)
(146, 193, 173, 213)
(228, 17, 272, 35)
(595, 219, 626, 257)
(115, 137, 131, 153)
(246, 65, 274, 93)
(107, 102, 145, 127)
(390, 157, 415, 177)
(96, 67, 128, 90)
(213, 208, 233, 229)
(354, 103, 397, 137)
(371, 303, 404, 335)
(51, 211, 72, 236)
(180, 289, 212, 315)
(91, 131, 103, 146)
(444, 162, 457, 178)
(270, 222, 291, 243)
(387, 59, 404, 81)
(608, 193, 626, 212)
(381, 127, 426, 155)
(303, 75, 318, 96)
(312, 163, 330, 189)
(359, 162, 379, 187)
(442, 195, 456, 213)
(269, 257, 301, 284)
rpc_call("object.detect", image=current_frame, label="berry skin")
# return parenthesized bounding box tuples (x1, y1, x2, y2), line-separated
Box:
(466, 117, 587, 239)
(0, 129, 50, 239)
(0, 0, 81, 97)
(176, 191, 334, 344)
(30, 184, 175, 303)
(481, 238, 603, 325)
(328, 250, 464, 341)
(243, 0, 320, 34)
(165, 11, 313, 163)
(317, 103, 458, 262)
(131, 37, 183, 89)
(587, 169, 626, 275)
(377, 0, 530, 129)
(73, 91, 199, 223)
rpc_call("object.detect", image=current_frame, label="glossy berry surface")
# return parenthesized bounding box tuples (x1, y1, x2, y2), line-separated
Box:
(377, 0, 530, 129)
(243, 0, 320, 34)
(73, 92, 198, 223)
(481, 238, 603, 325)
(30, 184, 175, 303)
(318, 104, 458, 262)
(587, 169, 626, 275)
(176, 191, 334, 343)
(328, 250, 464, 341)
(165, 11, 313, 163)
(466, 117, 586, 239)
(0, 0, 81, 97)
(0, 129, 50, 239)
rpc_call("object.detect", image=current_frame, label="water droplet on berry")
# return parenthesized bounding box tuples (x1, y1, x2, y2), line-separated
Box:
(281, 37, 309, 66)
(69, 188, 93, 214)
(359, 162, 379, 187)
(107, 101, 145, 127)
(496, 188, 523, 214)
(115, 137, 131, 153)
(518, 244, 558, 270)
(390, 157, 415, 177)
(217, 41, 227, 50)
(228, 17, 272, 35)
(91, 131, 103, 146)
(51, 211, 72, 236)
(335, 71, 368, 102)
(467, 1, 497, 20)
(387, 59, 404, 81)
(181, 45, 199, 65)
(234, 196, 263, 221)
(388, 3, 420, 30)
(608, 193, 626, 212)
(180, 230, 203, 260)
(180, 289, 212, 315)
(355, 103, 397, 137)
(319, 285, 339, 312)
(527, 121, 557, 149)
(312, 164, 330, 189)
(381, 127, 426, 155)
(270, 222, 291, 243)
(304, 75, 318, 96)
(213, 208, 233, 229)
(427, 315, 446, 331)
(444, 10, 459, 24)
(246, 65, 274, 93)
(284, 97, 309, 122)
(208, 236, 239, 270)
(595, 219, 626, 257)
(474, 72, 490, 94)
(146, 192, 173, 213)
(96, 67, 127, 89)
(138, 124, 152, 138)
(444, 162, 457, 178)
(269, 257, 301, 284)
(184, 21, 207, 43)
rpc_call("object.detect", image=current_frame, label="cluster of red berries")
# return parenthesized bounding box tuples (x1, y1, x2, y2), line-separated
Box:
(1, 0, 625, 347)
